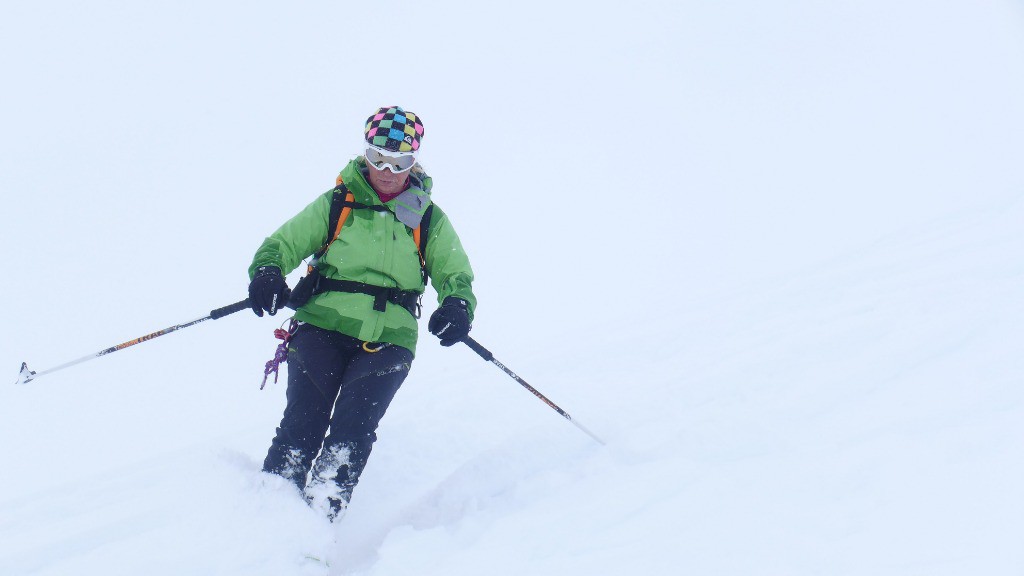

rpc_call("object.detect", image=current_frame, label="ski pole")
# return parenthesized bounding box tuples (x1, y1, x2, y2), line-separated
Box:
(462, 336, 605, 446)
(16, 299, 252, 385)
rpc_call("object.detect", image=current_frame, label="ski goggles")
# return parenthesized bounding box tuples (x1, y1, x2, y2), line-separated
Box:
(364, 146, 417, 174)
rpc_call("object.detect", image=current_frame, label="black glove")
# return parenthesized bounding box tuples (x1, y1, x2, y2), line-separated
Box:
(249, 266, 289, 317)
(428, 297, 471, 346)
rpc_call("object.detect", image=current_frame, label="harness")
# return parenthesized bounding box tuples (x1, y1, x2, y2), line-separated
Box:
(290, 177, 434, 319)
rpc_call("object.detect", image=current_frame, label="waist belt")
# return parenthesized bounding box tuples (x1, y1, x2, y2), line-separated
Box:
(314, 278, 423, 319)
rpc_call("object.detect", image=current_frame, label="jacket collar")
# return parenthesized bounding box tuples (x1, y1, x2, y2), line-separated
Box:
(342, 157, 433, 228)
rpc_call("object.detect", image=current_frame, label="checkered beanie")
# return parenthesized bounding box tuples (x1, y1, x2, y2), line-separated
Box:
(364, 106, 424, 153)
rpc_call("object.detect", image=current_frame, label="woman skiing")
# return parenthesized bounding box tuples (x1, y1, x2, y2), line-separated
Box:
(247, 106, 476, 520)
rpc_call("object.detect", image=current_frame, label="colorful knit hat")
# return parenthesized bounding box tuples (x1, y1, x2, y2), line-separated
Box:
(364, 106, 424, 153)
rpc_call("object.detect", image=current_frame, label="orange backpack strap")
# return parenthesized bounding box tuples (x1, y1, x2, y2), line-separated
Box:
(307, 181, 353, 274)
(413, 226, 423, 265)
(322, 175, 436, 284)
(414, 204, 435, 283)
(332, 193, 353, 245)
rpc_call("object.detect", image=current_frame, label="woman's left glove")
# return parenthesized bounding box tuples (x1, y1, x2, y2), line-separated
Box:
(249, 266, 290, 317)
(428, 297, 471, 346)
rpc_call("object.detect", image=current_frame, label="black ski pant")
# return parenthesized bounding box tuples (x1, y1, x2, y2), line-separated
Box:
(262, 323, 412, 507)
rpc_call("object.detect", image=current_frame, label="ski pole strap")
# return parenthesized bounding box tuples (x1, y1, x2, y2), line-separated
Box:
(313, 278, 423, 318)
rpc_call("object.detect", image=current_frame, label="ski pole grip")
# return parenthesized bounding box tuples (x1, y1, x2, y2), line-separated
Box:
(463, 336, 494, 361)
(211, 299, 251, 320)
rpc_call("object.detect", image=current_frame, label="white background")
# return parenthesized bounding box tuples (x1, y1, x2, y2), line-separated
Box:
(1, 1, 1023, 574)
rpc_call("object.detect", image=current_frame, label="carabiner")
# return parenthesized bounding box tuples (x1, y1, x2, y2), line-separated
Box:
(362, 341, 389, 353)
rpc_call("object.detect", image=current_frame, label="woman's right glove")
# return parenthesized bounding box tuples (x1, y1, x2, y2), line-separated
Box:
(249, 266, 289, 317)
(428, 297, 471, 346)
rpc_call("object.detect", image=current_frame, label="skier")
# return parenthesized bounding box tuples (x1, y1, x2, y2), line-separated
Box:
(247, 106, 476, 520)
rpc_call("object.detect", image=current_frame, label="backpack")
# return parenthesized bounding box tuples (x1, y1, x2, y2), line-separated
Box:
(288, 177, 434, 318)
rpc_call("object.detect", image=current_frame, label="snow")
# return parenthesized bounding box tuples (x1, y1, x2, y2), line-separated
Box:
(2, 0, 1024, 574)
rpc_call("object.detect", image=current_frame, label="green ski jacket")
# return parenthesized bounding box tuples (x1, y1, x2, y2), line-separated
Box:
(249, 158, 476, 354)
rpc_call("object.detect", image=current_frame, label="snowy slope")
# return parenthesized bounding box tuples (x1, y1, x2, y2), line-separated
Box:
(2, 1, 1024, 575)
